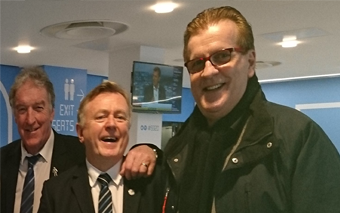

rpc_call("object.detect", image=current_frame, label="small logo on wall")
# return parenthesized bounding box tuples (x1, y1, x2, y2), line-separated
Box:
(148, 125, 159, 131)
(140, 125, 159, 131)
(140, 125, 147, 130)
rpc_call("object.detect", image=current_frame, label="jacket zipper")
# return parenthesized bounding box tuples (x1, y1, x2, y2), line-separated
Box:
(162, 187, 170, 213)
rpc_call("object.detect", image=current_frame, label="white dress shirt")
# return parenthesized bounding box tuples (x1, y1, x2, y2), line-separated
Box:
(153, 86, 159, 101)
(14, 130, 54, 213)
(87, 159, 124, 213)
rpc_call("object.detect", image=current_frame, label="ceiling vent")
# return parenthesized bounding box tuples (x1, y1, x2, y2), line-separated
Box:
(40, 20, 128, 40)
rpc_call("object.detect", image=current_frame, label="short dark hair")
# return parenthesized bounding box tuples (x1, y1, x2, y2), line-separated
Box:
(153, 67, 161, 76)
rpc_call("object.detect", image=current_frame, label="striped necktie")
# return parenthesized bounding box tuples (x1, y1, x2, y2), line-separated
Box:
(98, 173, 113, 213)
(20, 155, 40, 213)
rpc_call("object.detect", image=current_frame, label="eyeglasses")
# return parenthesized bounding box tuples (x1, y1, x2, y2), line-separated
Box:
(184, 47, 243, 74)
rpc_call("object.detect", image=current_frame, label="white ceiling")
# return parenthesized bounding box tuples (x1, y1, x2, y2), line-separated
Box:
(1, 0, 340, 88)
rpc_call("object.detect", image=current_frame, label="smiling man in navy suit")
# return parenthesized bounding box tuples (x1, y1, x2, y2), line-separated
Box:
(38, 81, 164, 213)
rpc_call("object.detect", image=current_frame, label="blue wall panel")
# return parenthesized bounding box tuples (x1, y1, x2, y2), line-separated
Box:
(0, 65, 21, 147)
(43, 65, 87, 136)
(261, 77, 340, 151)
(87, 74, 108, 93)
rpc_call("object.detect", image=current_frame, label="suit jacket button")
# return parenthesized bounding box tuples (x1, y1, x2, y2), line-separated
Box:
(267, 142, 273, 148)
(232, 157, 239, 164)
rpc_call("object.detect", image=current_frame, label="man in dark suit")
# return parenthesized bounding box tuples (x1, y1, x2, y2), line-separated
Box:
(1, 130, 85, 213)
(38, 81, 164, 213)
(0, 67, 158, 213)
(143, 67, 166, 102)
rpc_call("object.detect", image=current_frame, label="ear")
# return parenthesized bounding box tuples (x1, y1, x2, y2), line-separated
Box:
(49, 108, 55, 122)
(14, 110, 18, 124)
(247, 49, 256, 78)
(76, 123, 84, 143)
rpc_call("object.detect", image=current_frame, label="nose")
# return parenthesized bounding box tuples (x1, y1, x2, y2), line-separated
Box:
(201, 60, 219, 77)
(105, 115, 117, 129)
(25, 108, 36, 125)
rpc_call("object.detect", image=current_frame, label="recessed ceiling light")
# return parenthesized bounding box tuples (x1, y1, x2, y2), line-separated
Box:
(14, 45, 34, 54)
(152, 2, 178, 13)
(280, 36, 299, 48)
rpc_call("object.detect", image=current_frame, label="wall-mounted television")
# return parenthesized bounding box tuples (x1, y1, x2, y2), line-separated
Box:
(131, 61, 183, 114)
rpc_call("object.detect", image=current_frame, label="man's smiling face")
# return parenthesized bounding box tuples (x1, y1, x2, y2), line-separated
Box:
(14, 79, 54, 154)
(77, 92, 130, 170)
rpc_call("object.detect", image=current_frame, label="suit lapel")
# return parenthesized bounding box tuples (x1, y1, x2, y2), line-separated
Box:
(50, 131, 72, 177)
(123, 179, 141, 213)
(71, 164, 95, 213)
(3, 141, 21, 213)
(70, 164, 143, 213)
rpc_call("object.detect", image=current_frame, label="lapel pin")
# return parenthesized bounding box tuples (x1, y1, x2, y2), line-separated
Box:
(52, 167, 58, 177)
(128, 189, 135, 196)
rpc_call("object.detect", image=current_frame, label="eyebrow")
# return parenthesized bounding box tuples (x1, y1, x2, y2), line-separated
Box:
(15, 100, 46, 107)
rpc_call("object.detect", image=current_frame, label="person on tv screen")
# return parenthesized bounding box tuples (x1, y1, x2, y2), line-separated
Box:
(143, 67, 166, 102)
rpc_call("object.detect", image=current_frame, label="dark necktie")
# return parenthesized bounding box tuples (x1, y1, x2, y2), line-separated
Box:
(20, 155, 40, 213)
(98, 173, 113, 213)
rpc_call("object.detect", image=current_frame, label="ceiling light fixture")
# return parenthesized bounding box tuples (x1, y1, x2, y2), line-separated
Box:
(60, 22, 116, 39)
(14, 45, 34, 54)
(281, 36, 299, 48)
(152, 2, 178, 13)
(40, 20, 128, 40)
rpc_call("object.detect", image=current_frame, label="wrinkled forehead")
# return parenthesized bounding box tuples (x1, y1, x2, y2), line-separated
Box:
(15, 80, 52, 106)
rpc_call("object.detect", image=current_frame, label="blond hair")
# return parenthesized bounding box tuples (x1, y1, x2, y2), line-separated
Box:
(77, 81, 131, 127)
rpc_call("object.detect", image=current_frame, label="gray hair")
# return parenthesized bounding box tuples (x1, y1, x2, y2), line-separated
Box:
(9, 66, 55, 109)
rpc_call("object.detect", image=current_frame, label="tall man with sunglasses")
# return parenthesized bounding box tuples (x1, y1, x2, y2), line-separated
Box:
(162, 6, 340, 213)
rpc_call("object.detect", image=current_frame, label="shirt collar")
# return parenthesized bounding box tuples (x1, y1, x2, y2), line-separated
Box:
(20, 129, 54, 164)
(87, 159, 123, 187)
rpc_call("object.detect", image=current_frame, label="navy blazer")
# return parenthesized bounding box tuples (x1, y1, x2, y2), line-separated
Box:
(37, 161, 165, 213)
(0, 130, 85, 213)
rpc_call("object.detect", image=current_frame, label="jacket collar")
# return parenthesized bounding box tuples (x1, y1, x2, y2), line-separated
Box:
(166, 76, 278, 179)
(222, 90, 278, 171)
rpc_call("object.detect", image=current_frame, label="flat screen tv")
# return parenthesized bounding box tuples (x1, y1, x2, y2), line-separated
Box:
(131, 61, 183, 114)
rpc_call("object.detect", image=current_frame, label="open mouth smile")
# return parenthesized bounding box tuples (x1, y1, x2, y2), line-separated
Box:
(205, 83, 224, 91)
(25, 127, 39, 133)
(101, 136, 117, 143)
